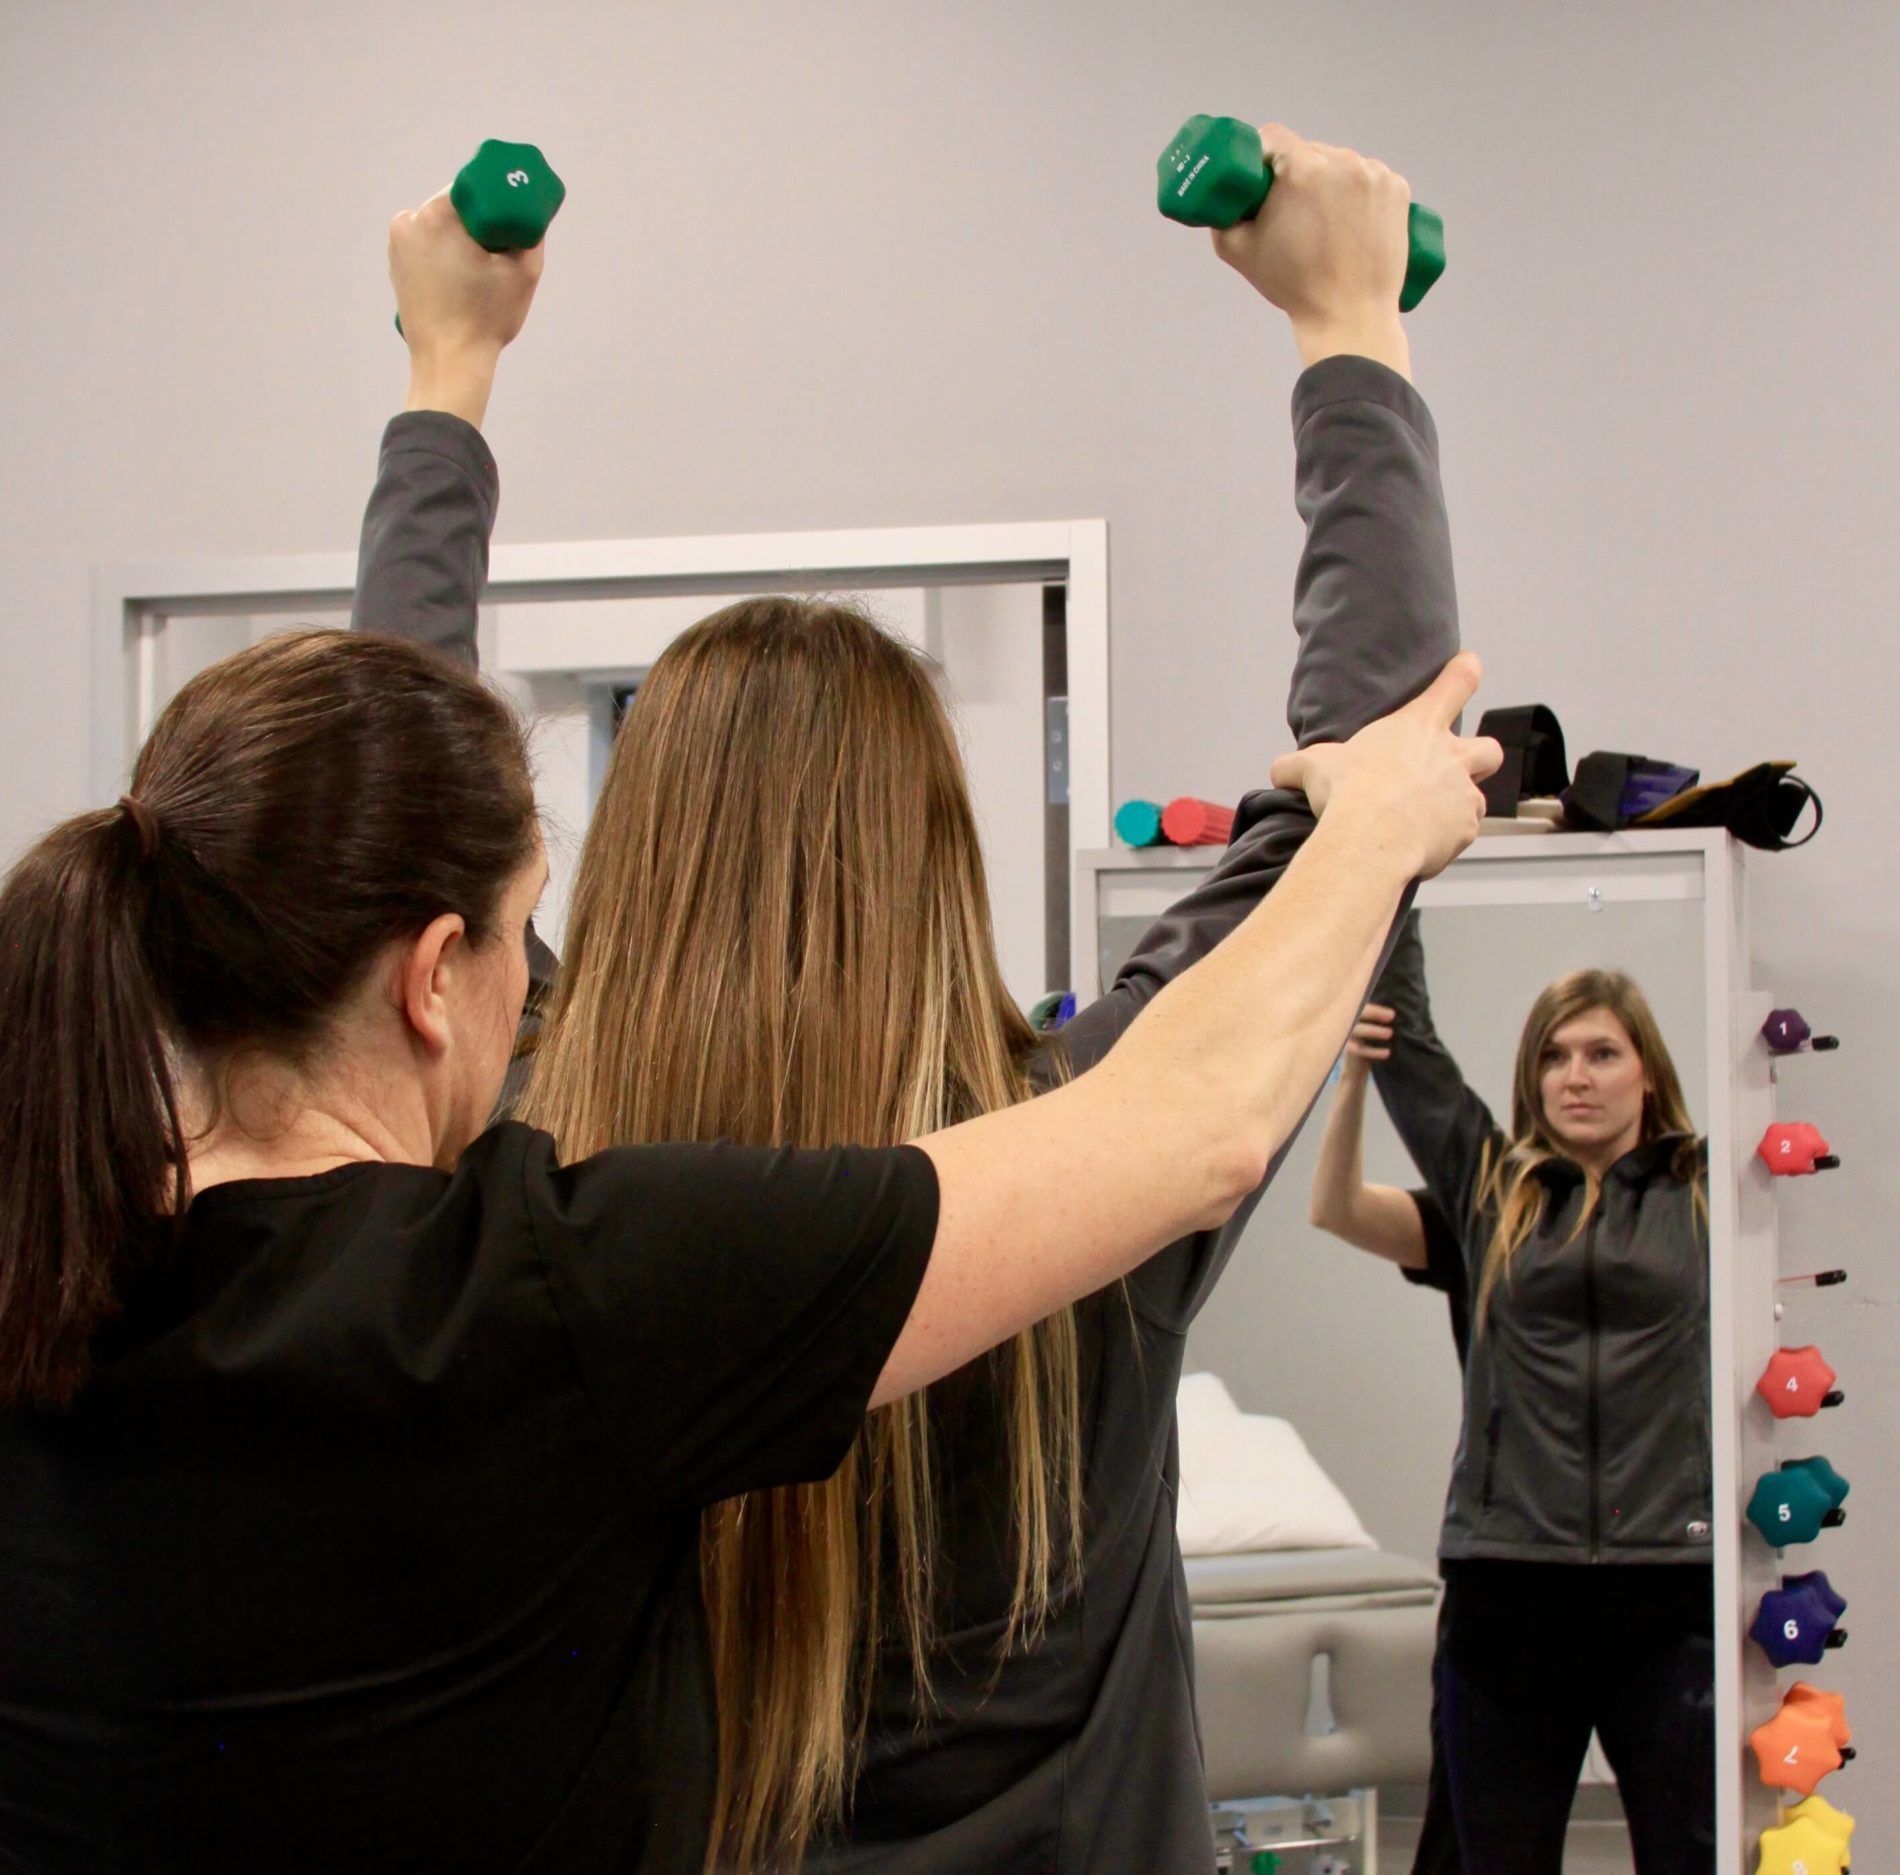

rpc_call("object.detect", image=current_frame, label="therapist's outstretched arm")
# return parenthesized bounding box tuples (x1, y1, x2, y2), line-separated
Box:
(880, 658, 1498, 1404)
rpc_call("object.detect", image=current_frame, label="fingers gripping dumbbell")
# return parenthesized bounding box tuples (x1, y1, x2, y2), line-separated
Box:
(1758, 1346, 1845, 1417)
(1155, 115, 1447, 310)
(1752, 1570, 1848, 1668)
(394, 140, 566, 334)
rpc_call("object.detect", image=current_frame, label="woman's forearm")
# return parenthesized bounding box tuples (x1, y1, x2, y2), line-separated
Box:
(1310, 1063, 1372, 1230)
(1308, 1066, 1430, 1267)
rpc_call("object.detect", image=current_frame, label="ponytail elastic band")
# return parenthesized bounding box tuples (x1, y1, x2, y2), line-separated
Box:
(117, 794, 162, 862)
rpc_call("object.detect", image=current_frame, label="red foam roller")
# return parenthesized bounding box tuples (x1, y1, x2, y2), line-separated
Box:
(1160, 797, 1235, 846)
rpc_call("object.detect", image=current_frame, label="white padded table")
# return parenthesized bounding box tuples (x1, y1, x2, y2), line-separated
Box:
(1187, 1548, 1439, 1801)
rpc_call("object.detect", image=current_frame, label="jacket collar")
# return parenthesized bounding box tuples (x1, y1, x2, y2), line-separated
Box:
(1535, 1131, 1701, 1189)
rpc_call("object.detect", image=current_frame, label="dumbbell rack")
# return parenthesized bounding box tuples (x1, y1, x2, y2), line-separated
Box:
(1078, 827, 1823, 1871)
(1712, 876, 1786, 1865)
(1742, 1029, 1855, 1867)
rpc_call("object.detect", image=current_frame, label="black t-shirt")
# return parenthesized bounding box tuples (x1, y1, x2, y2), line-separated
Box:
(0, 1123, 936, 1874)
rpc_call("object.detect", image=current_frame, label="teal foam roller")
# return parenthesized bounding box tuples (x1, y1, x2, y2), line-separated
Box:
(1115, 800, 1166, 847)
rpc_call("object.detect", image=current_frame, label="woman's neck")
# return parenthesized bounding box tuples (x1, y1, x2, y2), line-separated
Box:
(1568, 1123, 1646, 1183)
(181, 1053, 433, 1198)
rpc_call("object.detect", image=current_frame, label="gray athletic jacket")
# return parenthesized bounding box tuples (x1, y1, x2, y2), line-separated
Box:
(1371, 915, 1713, 1565)
(350, 355, 1460, 1874)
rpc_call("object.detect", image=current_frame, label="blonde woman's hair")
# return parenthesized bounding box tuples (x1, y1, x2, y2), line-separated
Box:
(517, 598, 1082, 1874)
(1474, 969, 1702, 1330)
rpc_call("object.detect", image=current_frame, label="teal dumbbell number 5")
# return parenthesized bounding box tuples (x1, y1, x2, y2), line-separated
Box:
(395, 139, 566, 335)
(1156, 115, 1445, 313)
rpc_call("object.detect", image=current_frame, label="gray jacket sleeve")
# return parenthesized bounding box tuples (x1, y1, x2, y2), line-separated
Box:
(348, 411, 496, 666)
(1053, 355, 1460, 1331)
(1368, 909, 1504, 1235)
(348, 409, 559, 1065)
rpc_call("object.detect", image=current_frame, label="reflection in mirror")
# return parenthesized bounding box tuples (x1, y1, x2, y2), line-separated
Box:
(1159, 898, 1713, 1863)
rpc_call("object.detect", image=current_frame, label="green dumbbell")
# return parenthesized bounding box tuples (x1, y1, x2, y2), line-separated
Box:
(394, 139, 566, 335)
(1747, 1463, 1848, 1548)
(1156, 115, 1445, 313)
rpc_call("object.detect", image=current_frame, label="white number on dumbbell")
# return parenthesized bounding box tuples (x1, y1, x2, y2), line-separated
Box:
(1779, 1503, 1793, 1522)
(1787, 1377, 1801, 1392)
(1793, 1860, 1808, 1875)
(1785, 1619, 1802, 1640)
(507, 169, 530, 188)
(1784, 1744, 1802, 1763)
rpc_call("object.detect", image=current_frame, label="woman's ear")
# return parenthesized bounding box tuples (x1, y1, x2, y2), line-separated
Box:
(394, 913, 469, 1058)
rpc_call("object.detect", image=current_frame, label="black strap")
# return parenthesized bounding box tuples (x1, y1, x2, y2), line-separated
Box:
(1476, 704, 1571, 818)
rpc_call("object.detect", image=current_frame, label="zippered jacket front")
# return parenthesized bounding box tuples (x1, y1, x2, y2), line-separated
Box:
(1371, 915, 1713, 1564)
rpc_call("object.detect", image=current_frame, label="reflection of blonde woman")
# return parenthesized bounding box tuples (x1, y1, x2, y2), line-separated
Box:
(501, 134, 1471, 1874)
(1309, 913, 1712, 1875)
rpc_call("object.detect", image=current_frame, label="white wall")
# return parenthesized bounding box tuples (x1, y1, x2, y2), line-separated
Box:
(4, 0, 1897, 1850)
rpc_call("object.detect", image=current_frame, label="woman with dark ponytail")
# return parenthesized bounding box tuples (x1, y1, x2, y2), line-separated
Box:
(0, 179, 1497, 1875)
(0, 631, 539, 1412)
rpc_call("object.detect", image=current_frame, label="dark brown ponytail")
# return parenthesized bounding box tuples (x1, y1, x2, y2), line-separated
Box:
(0, 630, 537, 1407)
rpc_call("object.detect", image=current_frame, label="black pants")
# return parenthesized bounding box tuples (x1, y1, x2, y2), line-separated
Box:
(1409, 1590, 1460, 1875)
(1435, 1560, 1714, 1875)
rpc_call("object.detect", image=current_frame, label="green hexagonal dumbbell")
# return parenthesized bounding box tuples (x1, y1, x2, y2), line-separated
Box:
(451, 140, 565, 251)
(1783, 1455, 1850, 1514)
(1156, 114, 1446, 313)
(395, 140, 566, 335)
(1747, 1465, 1846, 1548)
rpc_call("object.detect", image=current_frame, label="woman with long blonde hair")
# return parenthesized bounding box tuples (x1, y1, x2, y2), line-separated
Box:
(1307, 914, 1713, 1875)
(349, 129, 1487, 1871)
(497, 132, 1465, 1873)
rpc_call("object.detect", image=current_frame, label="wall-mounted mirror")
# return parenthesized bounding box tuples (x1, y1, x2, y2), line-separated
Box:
(1083, 829, 1751, 1870)
(93, 520, 1111, 1016)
